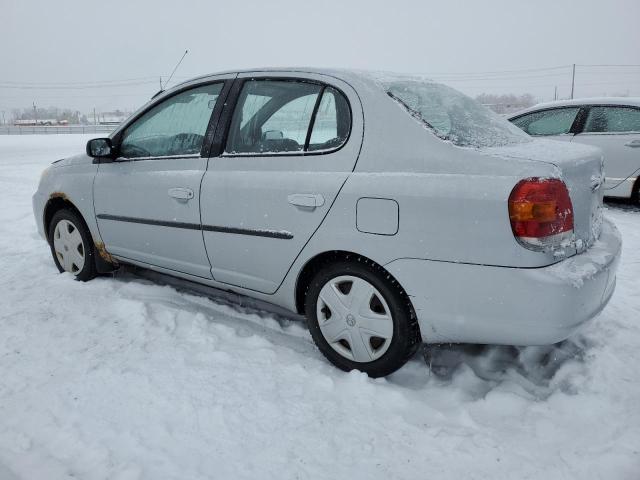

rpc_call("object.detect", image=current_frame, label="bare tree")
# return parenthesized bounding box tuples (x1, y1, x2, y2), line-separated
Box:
(476, 93, 537, 114)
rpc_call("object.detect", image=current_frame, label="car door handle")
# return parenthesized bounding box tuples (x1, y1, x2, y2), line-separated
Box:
(287, 193, 325, 208)
(624, 140, 640, 148)
(168, 187, 194, 201)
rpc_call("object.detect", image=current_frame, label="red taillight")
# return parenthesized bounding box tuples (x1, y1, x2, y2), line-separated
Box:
(508, 178, 574, 251)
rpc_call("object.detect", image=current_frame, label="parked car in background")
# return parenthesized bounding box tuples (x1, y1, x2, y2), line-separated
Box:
(32, 69, 621, 376)
(509, 98, 640, 202)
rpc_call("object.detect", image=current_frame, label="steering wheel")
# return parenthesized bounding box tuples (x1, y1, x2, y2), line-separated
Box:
(259, 138, 300, 153)
(170, 133, 204, 155)
(120, 143, 151, 158)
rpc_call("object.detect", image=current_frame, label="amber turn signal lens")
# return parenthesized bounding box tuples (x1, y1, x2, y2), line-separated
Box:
(508, 178, 574, 250)
(509, 200, 558, 222)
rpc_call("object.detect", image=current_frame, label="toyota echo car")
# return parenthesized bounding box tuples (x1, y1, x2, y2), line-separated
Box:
(33, 69, 622, 376)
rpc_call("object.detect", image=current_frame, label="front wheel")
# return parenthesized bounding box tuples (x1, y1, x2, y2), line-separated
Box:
(304, 259, 420, 377)
(48, 209, 97, 281)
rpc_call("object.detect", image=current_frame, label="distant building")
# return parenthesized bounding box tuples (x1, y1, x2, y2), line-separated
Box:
(14, 119, 60, 126)
(96, 112, 130, 126)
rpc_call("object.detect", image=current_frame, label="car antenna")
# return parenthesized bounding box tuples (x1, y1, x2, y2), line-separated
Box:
(151, 49, 189, 99)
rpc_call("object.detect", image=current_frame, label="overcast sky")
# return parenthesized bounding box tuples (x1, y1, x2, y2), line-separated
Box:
(2, 0, 639, 116)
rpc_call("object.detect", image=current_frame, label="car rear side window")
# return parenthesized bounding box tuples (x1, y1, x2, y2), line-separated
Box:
(512, 108, 580, 136)
(120, 83, 223, 158)
(225, 79, 351, 154)
(307, 87, 351, 152)
(381, 77, 529, 148)
(583, 106, 640, 133)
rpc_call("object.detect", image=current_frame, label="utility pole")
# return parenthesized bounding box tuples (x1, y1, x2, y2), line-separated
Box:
(159, 76, 163, 90)
(554, 86, 558, 101)
(93, 107, 97, 126)
(570, 64, 576, 99)
(33, 102, 37, 124)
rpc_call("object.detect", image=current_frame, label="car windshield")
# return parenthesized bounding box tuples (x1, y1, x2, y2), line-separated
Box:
(377, 74, 531, 148)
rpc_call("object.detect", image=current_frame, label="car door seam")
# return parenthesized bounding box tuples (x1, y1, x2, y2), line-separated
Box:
(91, 163, 107, 245)
(267, 79, 366, 295)
(199, 75, 238, 280)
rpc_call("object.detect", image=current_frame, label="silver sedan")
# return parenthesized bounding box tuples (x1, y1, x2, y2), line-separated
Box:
(32, 69, 622, 376)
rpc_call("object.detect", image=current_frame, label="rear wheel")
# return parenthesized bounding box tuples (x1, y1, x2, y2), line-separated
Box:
(304, 259, 420, 377)
(48, 209, 97, 281)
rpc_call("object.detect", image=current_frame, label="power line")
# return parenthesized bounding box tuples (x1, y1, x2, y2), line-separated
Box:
(417, 65, 571, 76)
(0, 77, 158, 86)
(577, 64, 640, 68)
(0, 65, 574, 88)
(572, 70, 640, 75)
(432, 72, 574, 82)
(0, 64, 637, 88)
(0, 93, 149, 99)
(1, 64, 638, 110)
(0, 63, 640, 87)
(0, 80, 157, 90)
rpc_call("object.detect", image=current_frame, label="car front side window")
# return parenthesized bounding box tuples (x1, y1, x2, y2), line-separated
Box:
(512, 107, 580, 136)
(583, 106, 640, 133)
(120, 83, 223, 159)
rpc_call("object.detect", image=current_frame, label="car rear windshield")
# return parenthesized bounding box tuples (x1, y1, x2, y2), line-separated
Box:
(379, 75, 531, 148)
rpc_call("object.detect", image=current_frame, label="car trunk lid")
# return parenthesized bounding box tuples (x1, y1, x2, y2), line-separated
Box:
(483, 139, 605, 254)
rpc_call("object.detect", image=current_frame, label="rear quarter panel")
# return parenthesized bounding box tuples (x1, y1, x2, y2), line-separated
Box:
(298, 81, 563, 264)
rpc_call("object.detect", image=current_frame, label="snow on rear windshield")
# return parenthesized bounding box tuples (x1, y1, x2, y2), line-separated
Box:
(378, 75, 531, 148)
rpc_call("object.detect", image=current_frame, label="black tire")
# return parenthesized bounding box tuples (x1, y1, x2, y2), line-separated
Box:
(631, 178, 640, 205)
(48, 209, 98, 282)
(304, 258, 421, 377)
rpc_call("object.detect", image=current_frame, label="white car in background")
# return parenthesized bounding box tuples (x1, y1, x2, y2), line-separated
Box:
(509, 98, 640, 202)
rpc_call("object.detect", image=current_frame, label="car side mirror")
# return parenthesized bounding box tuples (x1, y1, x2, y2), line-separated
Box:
(263, 130, 284, 141)
(86, 137, 114, 158)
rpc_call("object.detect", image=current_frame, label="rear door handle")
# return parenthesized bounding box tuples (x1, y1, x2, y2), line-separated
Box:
(168, 187, 194, 201)
(624, 140, 640, 148)
(287, 193, 325, 208)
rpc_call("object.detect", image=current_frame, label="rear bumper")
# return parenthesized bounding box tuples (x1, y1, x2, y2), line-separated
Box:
(385, 219, 622, 345)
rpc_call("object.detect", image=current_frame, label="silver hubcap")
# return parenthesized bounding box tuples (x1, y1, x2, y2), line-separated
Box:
(53, 219, 85, 275)
(316, 275, 394, 363)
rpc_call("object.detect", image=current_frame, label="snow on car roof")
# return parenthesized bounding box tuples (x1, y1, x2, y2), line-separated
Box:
(171, 67, 440, 91)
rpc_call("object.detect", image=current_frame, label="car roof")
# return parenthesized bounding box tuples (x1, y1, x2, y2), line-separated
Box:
(172, 67, 377, 89)
(509, 97, 640, 118)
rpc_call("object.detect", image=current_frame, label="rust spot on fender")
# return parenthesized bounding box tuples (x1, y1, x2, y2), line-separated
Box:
(94, 241, 118, 265)
(49, 191, 70, 201)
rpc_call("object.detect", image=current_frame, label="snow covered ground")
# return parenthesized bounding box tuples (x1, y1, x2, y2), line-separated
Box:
(0, 134, 639, 479)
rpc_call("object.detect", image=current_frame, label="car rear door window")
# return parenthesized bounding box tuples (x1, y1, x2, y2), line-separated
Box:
(583, 106, 640, 133)
(225, 80, 351, 154)
(261, 93, 318, 147)
(512, 107, 580, 136)
(226, 80, 321, 154)
(120, 83, 223, 159)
